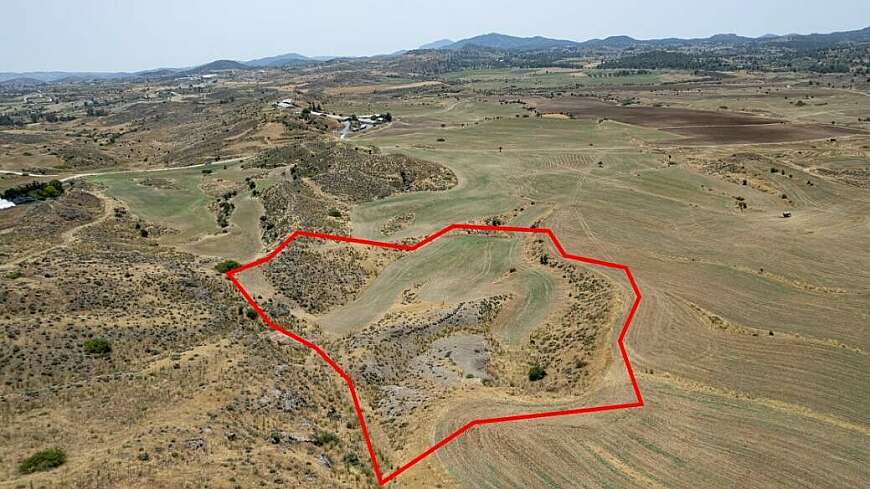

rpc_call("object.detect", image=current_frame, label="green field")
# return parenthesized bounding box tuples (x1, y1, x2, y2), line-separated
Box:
(89, 160, 262, 249)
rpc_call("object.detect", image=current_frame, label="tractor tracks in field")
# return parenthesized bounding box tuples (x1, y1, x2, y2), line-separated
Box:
(642, 371, 870, 437)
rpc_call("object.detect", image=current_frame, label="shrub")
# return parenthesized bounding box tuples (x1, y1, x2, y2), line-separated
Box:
(83, 337, 111, 356)
(342, 452, 361, 466)
(528, 365, 547, 381)
(215, 260, 241, 273)
(41, 184, 60, 198)
(19, 448, 66, 474)
(1, 179, 65, 201)
(313, 431, 339, 447)
(6, 270, 22, 280)
(327, 208, 342, 218)
(245, 308, 258, 320)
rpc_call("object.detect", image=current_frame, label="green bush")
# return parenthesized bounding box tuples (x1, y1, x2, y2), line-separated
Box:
(5, 270, 22, 280)
(342, 452, 361, 466)
(83, 337, 111, 356)
(327, 208, 342, 218)
(1, 179, 65, 201)
(215, 259, 241, 273)
(313, 431, 339, 447)
(41, 184, 60, 198)
(245, 308, 258, 320)
(19, 448, 66, 474)
(528, 365, 547, 382)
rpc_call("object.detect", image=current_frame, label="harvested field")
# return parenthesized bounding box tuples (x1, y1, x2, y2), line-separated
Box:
(666, 123, 866, 145)
(528, 97, 866, 144)
(324, 81, 444, 96)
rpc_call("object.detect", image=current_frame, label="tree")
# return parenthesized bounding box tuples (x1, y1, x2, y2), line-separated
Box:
(528, 365, 547, 381)
(41, 184, 60, 198)
(215, 260, 241, 273)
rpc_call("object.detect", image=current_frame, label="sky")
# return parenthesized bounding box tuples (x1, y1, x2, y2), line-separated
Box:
(2, 0, 869, 72)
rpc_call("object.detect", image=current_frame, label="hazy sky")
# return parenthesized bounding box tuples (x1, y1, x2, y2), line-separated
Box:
(3, 0, 869, 72)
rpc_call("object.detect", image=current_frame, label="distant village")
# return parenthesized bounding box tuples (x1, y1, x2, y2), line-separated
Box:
(275, 98, 392, 138)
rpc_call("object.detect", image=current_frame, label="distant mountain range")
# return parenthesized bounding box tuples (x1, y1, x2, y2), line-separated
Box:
(2, 25, 868, 83)
(440, 33, 578, 51)
(417, 26, 870, 52)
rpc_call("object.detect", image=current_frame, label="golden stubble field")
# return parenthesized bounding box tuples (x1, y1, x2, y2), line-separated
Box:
(339, 76, 869, 488)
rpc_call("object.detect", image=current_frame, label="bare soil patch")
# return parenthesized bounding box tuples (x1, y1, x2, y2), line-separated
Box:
(324, 81, 443, 96)
(528, 97, 865, 144)
(666, 123, 865, 145)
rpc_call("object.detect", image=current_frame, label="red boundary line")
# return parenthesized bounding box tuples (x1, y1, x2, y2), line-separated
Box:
(226, 224, 643, 484)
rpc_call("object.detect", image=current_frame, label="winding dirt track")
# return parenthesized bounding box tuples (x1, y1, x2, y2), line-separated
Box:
(0, 155, 252, 181)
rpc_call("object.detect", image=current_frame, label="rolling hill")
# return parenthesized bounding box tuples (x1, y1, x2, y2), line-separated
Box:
(419, 39, 455, 50)
(244, 52, 316, 67)
(445, 33, 579, 50)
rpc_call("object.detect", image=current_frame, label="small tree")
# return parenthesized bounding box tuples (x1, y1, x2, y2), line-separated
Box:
(215, 260, 241, 273)
(40, 184, 60, 199)
(528, 365, 547, 381)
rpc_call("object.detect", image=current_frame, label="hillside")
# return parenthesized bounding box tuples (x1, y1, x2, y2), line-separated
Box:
(183, 59, 250, 74)
(446, 33, 579, 50)
(419, 39, 455, 50)
(244, 52, 317, 67)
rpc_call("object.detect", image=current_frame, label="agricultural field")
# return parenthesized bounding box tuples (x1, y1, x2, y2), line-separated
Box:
(1, 29, 869, 489)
